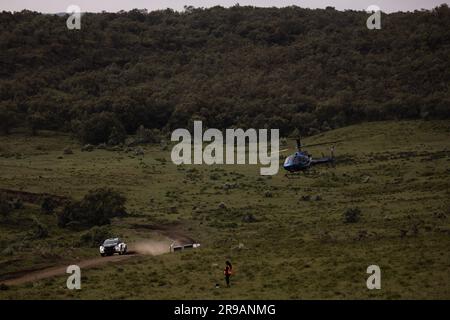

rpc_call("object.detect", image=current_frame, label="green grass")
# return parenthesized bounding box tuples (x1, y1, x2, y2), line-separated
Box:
(0, 120, 449, 299)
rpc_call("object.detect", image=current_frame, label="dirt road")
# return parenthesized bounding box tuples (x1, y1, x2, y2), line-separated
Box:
(2, 227, 196, 286)
(2, 253, 137, 286)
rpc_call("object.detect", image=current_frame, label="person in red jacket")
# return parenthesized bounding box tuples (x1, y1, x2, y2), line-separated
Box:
(224, 261, 233, 287)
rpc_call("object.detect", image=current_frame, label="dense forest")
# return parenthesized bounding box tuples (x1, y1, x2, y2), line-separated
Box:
(0, 5, 449, 143)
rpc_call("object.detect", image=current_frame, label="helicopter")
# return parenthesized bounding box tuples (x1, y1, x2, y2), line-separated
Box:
(281, 138, 339, 177)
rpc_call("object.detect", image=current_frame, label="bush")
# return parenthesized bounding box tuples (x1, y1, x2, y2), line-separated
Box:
(1, 246, 15, 256)
(343, 207, 362, 223)
(11, 198, 23, 209)
(79, 226, 112, 247)
(28, 217, 49, 239)
(0, 193, 12, 217)
(76, 112, 126, 145)
(0, 102, 19, 135)
(41, 196, 57, 214)
(135, 125, 162, 144)
(58, 188, 127, 229)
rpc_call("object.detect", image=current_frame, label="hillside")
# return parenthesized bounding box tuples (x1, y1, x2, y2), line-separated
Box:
(1, 5, 450, 139)
(0, 120, 449, 299)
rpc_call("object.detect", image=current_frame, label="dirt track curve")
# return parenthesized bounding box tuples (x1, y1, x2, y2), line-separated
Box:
(2, 253, 137, 286)
(1, 225, 196, 286)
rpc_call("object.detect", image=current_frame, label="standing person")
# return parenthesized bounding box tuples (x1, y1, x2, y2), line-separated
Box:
(224, 261, 233, 287)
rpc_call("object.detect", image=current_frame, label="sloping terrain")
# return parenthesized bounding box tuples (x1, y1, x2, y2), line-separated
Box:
(0, 120, 449, 299)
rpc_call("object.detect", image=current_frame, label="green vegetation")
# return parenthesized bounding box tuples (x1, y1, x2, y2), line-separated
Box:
(79, 226, 113, 248)
(0, 5, 450, 141)
(0, 193, 13, 217)
(75, 112, 126, 145)
(0, 120, 449, 299)
(343, 207, 362, 223)
(58, 188, 127, 229)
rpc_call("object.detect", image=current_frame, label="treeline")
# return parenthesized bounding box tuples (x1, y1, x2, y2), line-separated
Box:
(0, 5, 449, 142)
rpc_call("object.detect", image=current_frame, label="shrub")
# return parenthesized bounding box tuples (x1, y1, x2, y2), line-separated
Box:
(343, 207, 362, 223)
(41, 196, 57, 214)
(11, 198, 23, 210)
(76, 112, 126, 145)
(79, 226, 112, 247)
(135, 125, 162, 144)
(58, 188, 127, 229)
(0, 102, 18, 135)
(1, 246, 15, 256)
(28, 217, 49, 239)
(0, 193, 12, 217)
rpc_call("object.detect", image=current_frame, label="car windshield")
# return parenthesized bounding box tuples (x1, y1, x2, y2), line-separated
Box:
(103, 239, 118, 246)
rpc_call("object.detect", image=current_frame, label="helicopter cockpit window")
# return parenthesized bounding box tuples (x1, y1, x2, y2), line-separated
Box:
(284, 156, 293, 166)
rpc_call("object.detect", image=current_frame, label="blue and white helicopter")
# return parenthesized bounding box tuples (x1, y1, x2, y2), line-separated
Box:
(282, 138, 337, 177)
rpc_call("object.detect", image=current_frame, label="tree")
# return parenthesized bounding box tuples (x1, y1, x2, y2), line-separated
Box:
(0, 102, 18, 135)
(28, 112, 48, 136)
(41, 196, 58, 214)
(58, 188, 127, 229)
(0, 193, 12, 218)
(76, 112, 126, 145)
(0, 7, 449, 137)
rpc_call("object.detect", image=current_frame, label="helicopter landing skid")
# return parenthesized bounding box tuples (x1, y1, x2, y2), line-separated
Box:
(284, 172, 303, 179)
(285, 169, 319, 178)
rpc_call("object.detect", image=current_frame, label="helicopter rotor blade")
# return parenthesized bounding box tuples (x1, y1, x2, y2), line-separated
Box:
(266, 149, 290, 159)
(269, 148, 289, 156)
(301, 139, 344, 148)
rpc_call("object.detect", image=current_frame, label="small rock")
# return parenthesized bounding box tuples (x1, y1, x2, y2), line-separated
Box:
(134, 147, 144, 156)
(81, 144, 94, 152)
(125, 137, 137, 147)
(264, 191, 273, 198)
(223, 182, 237, 190)
(169, 206, 177, 213)
(63, 147, 73, 155)
(109, 145, 123, 152)
(301, 195, 311, 201)
(218, 202, 227, 209)
(242, 214, 257, 223)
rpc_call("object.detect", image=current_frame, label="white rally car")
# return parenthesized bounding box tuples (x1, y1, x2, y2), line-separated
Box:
(100, 238, 127, 257)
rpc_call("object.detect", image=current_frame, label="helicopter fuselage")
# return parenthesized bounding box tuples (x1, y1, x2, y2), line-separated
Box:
(283, 151, 312, 172)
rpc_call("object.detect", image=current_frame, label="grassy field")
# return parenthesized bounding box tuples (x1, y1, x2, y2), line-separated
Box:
(0, 120, 449, 299)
